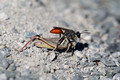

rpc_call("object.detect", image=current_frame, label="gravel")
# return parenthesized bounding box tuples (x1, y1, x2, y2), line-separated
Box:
(0, 73, 7, 80)
(0, 11, 9, 21)
(49, 52, 56, 61)
(0, 0, 120, 80)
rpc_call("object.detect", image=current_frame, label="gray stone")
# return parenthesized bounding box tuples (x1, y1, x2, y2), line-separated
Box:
(89, 76, 99, 80)
(91, 68, 101, 75)
(21, 74, 39, 80)
(12, 27, 19, 33)
(49, 52, 56, 61)
(93, 9, 108, 22)
(107, 0, 120, 20)
(100, 76, 111, 80)
(89, 43, 99, 52)
(0, 73, 7, 80)
(9, 78, 15, 80)
(101, 58, 116, 67)
(20, 75, 32, 80)
(72, 74, 83, 80)
(112, 67, 120, 74)
(105, 67, 119, 78)
(89, 53, 101, 62)
(25, 32, 37, 38)
(0, 48, 11, 59)
(0, 11, 9, 21)
(63, 65, 69, 69)
(8, 64, 16, 71)
(118, 57, 120, 63)
(112, 73, 120, 80)
(0, 59, 10, 69)
(50, 75, 58, 80)
(7, 60, 14, 65)
(0, 70, 4, 74)
(5, 71, 17, 78)
(98, 67, 106, 75)
(21, 69, 31, 76)
(102, 22, 114, 33)
(110, 52, 120, 58)
(80, 61, 89, 68)
(74, 51, 83, 59)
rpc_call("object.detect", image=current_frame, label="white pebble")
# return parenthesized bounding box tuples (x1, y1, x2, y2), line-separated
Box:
(74, 50, 83, 58)
(63, 65, 69, 69)
(0, 74, 7, 80)
(113, 73, 120, 80)
(110, 52, 120, 58)
(49, 52, 56, 61)
(0, 11, 8, 21)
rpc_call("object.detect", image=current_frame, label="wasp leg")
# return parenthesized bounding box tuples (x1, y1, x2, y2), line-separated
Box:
(65, 38, 72, 52)
(53, 36, 66, 51)
(65, 43, 71, 52)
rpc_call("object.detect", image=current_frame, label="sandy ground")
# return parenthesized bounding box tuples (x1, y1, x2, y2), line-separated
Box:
(0, 0, 120, 80)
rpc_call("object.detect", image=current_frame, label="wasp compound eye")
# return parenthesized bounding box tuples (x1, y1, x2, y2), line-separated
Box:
(76, 32, 80, 38)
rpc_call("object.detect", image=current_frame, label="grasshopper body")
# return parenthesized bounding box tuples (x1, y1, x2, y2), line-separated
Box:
(33, 37, 68, 50)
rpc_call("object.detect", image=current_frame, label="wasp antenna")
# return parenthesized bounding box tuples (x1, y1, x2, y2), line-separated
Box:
(80, 38, 91, 44)
(81, 30, 90, 34)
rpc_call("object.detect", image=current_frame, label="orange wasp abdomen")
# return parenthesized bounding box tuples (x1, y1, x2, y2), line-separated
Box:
(50, 28, 63, 34)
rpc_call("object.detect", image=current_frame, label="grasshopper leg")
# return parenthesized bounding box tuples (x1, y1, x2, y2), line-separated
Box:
(15, 35, 40, 52)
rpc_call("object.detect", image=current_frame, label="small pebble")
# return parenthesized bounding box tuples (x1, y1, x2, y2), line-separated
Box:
(21, 69, 31, 76)
(8, 64, 16, 71)
(89, 53, 101, 62)
(25, 32, 37, 38)
(113, 73, 120, 80)
(74, 50, 83, 59)
(89, 44, 99, 52)
(63, 65, 69, 69)
(49, 52, 56, 61)
(50, 75, 58, 80)
(98, 67, 106, 75)
(93, 9, 108, 22)
(0, 11, 9, 21)
(100, 76, 111, 80)
(72, 74, 83, 80)
(89, 76, 99, 80)
(5, 71, 17, 78)
(9, 78, 15, 80)
(12, 27, 18, 33)
(110, 52, 120, 58)
(0, 59, 10, 69)
(101, 58, 116, 67)
(0, 74, 7, 80)
(0, 48, 11, 59)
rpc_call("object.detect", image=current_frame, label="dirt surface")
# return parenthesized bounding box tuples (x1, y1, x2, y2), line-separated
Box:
(0, 0, 120, 80)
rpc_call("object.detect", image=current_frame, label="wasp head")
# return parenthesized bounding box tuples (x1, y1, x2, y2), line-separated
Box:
(76, 31, 81, 38)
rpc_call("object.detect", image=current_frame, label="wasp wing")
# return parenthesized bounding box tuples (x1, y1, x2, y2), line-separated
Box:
(53, 26, 72, 31)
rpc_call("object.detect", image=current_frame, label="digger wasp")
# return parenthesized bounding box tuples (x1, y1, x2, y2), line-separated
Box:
(15, 26, 89, 53)
(50, 26, 89, 52)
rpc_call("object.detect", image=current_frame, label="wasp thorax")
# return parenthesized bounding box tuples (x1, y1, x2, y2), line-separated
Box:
(63, 30, 76, 38)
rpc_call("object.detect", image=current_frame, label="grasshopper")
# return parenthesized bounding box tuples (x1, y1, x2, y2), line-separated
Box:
(15, 35, 69, 52)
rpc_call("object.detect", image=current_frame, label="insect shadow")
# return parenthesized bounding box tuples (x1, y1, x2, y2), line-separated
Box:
(52, 42, 89, 53)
